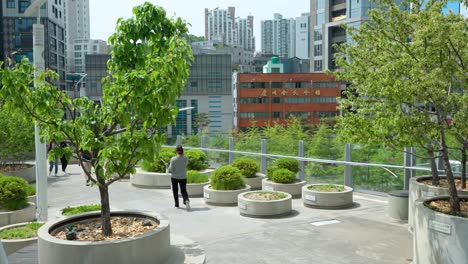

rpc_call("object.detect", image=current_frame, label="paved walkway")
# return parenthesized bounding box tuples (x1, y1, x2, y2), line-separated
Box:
(9, 164, 413, 264)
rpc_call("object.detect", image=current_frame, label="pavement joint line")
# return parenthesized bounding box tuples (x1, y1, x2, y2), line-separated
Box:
(354, 194, 388, 204)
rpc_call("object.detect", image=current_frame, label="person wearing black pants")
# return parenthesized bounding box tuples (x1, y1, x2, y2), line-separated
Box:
(60, 141, 69, 175)
(168, 145, 190, 210)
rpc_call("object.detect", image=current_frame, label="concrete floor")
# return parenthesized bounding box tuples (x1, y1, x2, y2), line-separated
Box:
(8, 164, 413, 264)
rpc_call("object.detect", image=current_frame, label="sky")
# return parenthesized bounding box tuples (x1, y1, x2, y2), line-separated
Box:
(89, 0, 310, 52)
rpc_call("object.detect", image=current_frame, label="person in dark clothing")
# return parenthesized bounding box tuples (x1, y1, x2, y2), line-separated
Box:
(59, 141, 69, 175)
(168, 145, 190, 210)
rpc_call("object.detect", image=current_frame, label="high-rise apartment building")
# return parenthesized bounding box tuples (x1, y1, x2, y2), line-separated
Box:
(64, 0, 90, 72)
(295, 13, 310, 59)
(235, 16, 255, 51)
(205, 7, 236, 46)
(1, 0, 67, 89)
(71, 39, 106, 73)
(261, 13, 296, 58)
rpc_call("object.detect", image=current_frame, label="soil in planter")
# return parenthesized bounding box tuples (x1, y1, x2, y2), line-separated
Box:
(420, 178, 468, 189)
(244, 192, 286, 201)
(53, 216, 158, 241)
(0, 164, 33, 172)
(308, 184, 345, 192)
(427, 199, 468, 218)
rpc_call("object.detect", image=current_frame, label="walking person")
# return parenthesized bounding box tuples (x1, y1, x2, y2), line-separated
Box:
(47, 140, 59, 177)
(59, 141, 70, 175)
(168, 145, 190, 210)
(81, 150, 93, 186)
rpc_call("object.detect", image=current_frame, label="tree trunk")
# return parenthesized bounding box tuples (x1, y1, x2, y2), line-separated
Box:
(97, 167, 112, 236)
(428, 146, 439, 186)
(440, 128, 460, 213)
(461, 146, 466, 190)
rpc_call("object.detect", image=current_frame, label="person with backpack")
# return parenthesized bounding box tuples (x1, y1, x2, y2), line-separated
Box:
(167, 145, 190, 210)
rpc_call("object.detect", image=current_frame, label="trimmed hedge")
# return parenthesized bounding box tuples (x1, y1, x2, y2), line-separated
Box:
(271, 168, 296, 184)
(275, 158, 300, 173)
(140, 148, 175, 173)
(0, 176, 29, 210)
(231, 157, 259, 178)
(210, 165, 245, 190)
(186, 149, 209, 171)
(187, 170, 209, 184)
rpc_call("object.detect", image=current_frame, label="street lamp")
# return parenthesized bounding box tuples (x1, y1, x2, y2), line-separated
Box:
(25, 0, 48, 222)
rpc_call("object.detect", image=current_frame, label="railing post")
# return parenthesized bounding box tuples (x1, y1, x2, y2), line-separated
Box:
(201, 135, 207, 155)
(344, 143, 352, 187)
(229, 137, 235, 164)
(298, 140, 304, 180)
(176, 135, 182, 146)
(404, 147, 411, 190)
(410, 147, 416, 178)
(260, 139, 267, 174)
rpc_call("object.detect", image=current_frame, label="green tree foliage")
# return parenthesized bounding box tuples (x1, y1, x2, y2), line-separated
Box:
(210, 165, 245, 190)
(271, 168, 296, 184)
(0, 176, 29, 210)
(194, 113, 209, 134)
(185, 149, 209, 171)
(231, 157, 259, 178)
(0, 3, 192, 235)
(334, 0, 467, 213)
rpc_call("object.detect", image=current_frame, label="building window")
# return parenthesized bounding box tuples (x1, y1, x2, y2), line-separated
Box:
(313, 97, 337, 103)
(19, 1, 30, 13)
(314, 60, 323, 71)
(285, 97, 311, 103)
(240, 112, 269, 119)
(272, 112, 282, 118)
(314, 111, 338, 118)
(313, 82, 339, 88)
(271, 82, 282, 88)
(75, 52, 82, 58)
(286, 112, 311, 118)
(314, 30, 322, 41)
(285, 82, 311, 88)
(240, 82, 269, 88)
(74, 45, 81, 51)
(239, 97, 269, 104)
(272, 97, 281, 103)
(314, 44, 322, 56)
(7, 0, 15, 8)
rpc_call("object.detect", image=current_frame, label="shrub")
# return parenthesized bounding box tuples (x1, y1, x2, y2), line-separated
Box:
(140, 148, 175, 173)
(231, 157, 259, 178)
(0, 176, 29, 210)
(210, 165, 245, 190)
(0, 222, 44, 239)
(187, 170, 209, 184)
(186, 149, 209, 171)
(275, 158, 300, 173)
(271, 169, 296, 184)
(62, 204, 101, 216)
(26, 184, 36, 196)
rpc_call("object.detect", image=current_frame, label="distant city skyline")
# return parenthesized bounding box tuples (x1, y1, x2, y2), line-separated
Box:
(89, 0, 309, 52)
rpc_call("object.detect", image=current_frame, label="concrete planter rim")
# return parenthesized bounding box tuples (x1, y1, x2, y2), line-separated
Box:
(39, 210, 169, 245)
(243, 172, 264, 179)
(262, 178, 306, 185)
(0, 221, 44, 242)
(187, 181, 209, 187)
(239, 190, 291, 203)
(303, 184, 353, 194)
(205, 185, 251, 193)
(0, 202, 35, 215)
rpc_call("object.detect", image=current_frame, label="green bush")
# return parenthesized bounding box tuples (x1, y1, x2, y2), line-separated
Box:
(266, 165, 278, 180)
(0, 222, 44, 239)
(271, 168, 296, 184)
(210, 165, 245, 190)
(140, 148, 175, 173)
(186, 149, 209, 171)
(275, 158, 300, 173)
(187, 170, 209, 184)
(62, 204, 101, 216)
(26, 184, 36, 196)
(231, 157, 259, 178)
(0, 176, 29, 210)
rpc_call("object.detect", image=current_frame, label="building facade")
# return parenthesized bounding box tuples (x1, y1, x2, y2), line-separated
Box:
(64, 0, 89, 72)
(234, 73, 342, 130)
(171, 54, 233, 136)
(1, 0, 67, 89)
(84, 53, 110, 103)
(295, 13, 310, 59)
(205, 7, 235, 46)
(71, 39, 106, 73)
(235, 16, 255, 51)
(261, 13, 296, 58)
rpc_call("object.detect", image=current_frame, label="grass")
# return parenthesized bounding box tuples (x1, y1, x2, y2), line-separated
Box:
(308, 184, 345, 192)
(62, 204, 101, 216)
(0, 222, 44, 239)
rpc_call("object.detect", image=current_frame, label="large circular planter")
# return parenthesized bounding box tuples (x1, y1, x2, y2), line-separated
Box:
(38, 211, 170, 264)
(409, 176, 468, 231)
(238, 191, 292, 218)
(0, 203, 35, 227)
(0, 222, 43, 255)
(186, 182, 210, 197)
(302, 184, 353, 209)
(244, 173, 266, 190)
(0, 162, 36, 183)
(203, 185, 251, 206)
(262, 178, 306, 198)
(130, 168, 171, 188)
(27, 195, 36, 204)
(413, 196, 468, 264)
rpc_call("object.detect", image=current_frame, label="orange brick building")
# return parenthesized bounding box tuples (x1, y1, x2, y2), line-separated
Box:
(234, 73, 342, 130)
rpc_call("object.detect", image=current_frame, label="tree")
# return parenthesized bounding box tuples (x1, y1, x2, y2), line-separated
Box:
(194, 113, 209, 133)
(0, 3, 193, 235)
(334, 0, 467, 213)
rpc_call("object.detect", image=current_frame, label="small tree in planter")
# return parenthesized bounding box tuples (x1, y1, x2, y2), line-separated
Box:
(264, 158, 306, 198)
(0, 176, 35, 227)
(185, 149, 210, 171)
(231, 157, 263, 189)
(204, 165, 250, 205)
(0, 2, 192, 236)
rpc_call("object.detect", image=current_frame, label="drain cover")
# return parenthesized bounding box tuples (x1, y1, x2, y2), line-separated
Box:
(310, 219, 341, 226)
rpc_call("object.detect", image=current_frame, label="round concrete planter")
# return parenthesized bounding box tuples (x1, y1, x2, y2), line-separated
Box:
(130, 168, 171, 188)
(0, 222, 43, 255)
(244, 173, 265, 190)
(203, 185, 251, 206)
(27, 195, 36, 204)
(186, 182, 210, 197)
(262, 178, 306, 198)
(0, 203, 35, 227)
(38, 211, 170, 264)
(0, 162, 36, 183)
(238, 191, 292, 218)
(302, 184, 353, 209)
(413, 196, 468, 264)
(409, 176, 468, 231)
